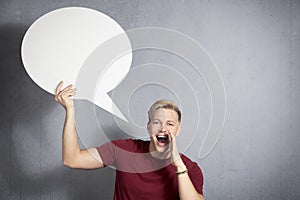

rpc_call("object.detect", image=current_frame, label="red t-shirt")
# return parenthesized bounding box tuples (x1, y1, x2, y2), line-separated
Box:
(96, 139, 204, 200)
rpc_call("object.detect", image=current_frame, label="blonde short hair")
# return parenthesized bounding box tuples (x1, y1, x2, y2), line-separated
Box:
(148, 100, 181, 123)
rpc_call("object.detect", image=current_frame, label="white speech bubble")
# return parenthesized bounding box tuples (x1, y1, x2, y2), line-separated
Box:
(21, 7, 132, 121)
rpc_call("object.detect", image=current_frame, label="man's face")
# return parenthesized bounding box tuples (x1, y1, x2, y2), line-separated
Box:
(147, 108, 181, 153)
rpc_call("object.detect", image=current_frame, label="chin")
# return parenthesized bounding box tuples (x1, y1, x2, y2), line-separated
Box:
(155, 146, 167, 153)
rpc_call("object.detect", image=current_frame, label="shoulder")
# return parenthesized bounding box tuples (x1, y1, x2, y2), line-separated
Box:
(181, 154, 203, 174)
(180, 154, 197, 165)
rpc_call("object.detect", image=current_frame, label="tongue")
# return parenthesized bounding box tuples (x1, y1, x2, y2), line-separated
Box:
(157, 137, 168, 144)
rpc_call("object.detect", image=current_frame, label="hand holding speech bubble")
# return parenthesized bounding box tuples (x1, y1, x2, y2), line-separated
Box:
(21, 7, 132, 121)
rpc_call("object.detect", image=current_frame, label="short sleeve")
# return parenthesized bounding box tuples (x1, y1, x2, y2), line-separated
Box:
(182, 155, 204, 195)
(96, 141, 117, 167)
(96, 139, 141, 167)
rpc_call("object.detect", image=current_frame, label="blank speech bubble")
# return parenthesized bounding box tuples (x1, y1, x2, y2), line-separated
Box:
(21, 7, 132, 121)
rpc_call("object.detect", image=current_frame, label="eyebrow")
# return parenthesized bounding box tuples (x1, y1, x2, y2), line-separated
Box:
(166, 120, 176, 123)
(151, 119, 161, 122)
(152, 119, 176, 123)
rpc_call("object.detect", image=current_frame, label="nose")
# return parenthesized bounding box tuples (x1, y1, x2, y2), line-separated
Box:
(160, 124, 168, 132)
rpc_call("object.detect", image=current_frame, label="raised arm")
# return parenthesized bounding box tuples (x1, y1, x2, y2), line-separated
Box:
(170, 133, 204, 200)
(55, 81, 104, 169)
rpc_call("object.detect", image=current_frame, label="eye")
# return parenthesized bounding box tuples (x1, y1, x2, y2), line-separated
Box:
(167, 122, 174, 126)
(152, 121, 159, 125)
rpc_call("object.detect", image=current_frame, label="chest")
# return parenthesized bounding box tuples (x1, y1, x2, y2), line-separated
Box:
(115, 167, 179, 199)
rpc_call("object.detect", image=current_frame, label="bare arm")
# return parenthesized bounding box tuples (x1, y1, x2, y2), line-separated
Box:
(55, 81, 104, 169)
(176, 163, 204, 200)
(170, 133, 204, 200)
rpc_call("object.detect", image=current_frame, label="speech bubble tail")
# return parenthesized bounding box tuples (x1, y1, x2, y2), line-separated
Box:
(110, 101, 128, 122)
(93, 93, 128, 122)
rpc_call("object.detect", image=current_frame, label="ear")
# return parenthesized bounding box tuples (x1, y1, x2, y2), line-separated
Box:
(147, 122, 150, 134)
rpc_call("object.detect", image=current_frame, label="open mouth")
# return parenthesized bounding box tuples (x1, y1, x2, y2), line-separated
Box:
(156, 134, 169, 146)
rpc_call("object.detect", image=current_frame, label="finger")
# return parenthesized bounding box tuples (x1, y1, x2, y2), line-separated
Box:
(57, 83, 74, 95)
(61, 92, 75, 99)
(55, 95, 62, 102)
(64, 90, 76, 97)
(60, 88, 76, 96)
(58, 87, 75, 98)
(169, 133, 178, 151)
(60, 84, 74, 93)
(168, 132, 175, 142)
(68, 91, 76, 97)
(55, 81, 64, 95)
(61, 87, 75, 93)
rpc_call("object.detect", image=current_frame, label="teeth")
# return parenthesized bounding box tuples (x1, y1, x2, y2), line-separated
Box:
(157, 135, 167, 139)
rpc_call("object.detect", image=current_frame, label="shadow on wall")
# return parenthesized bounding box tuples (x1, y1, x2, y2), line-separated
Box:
(0, 24, 116, 200)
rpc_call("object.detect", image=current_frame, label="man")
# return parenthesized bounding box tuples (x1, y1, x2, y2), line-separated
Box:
(55, 81, 204, 200)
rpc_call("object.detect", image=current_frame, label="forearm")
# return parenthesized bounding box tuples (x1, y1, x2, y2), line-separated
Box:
(62, 107, 80, 166)
(56, 82, 102, 169)
(176, 164, 204, 200)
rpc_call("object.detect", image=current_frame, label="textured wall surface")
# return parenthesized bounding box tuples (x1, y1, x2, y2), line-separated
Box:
(1, 0, 300, 199)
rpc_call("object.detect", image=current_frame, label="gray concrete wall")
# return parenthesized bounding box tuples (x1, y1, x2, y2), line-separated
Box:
(1, 0, 299, 199)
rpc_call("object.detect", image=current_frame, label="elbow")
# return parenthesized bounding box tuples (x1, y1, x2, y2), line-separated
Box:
(62, 159, 76, 168)
(62, 159, 71, 168)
